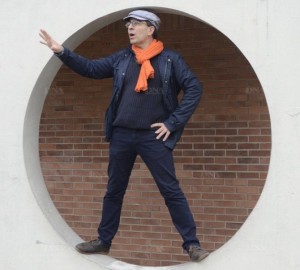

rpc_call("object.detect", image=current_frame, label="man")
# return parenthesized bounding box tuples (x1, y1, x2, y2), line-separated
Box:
(39, 10, 209, 262)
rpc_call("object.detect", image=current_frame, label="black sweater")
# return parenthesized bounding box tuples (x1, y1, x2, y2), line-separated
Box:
(113, 56, 168, 129)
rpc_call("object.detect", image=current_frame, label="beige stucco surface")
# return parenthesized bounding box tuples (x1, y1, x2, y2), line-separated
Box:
(1, 0, 300, 269)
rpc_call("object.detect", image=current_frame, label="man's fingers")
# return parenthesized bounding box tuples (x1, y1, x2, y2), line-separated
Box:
(39, 29, 52, 45)
(39, 30, 47, 39)
(39, 40, 48, 45)
(163, 131, 170, 141)
(155, 127, 163, 134)
(151, 123, 170, 141)
(156, 130, 163, 140)
(150, 123, 160, 128)
(157, 129, 170, 141)
(39, 29, 63, 53)
(40, 29, 49, 37)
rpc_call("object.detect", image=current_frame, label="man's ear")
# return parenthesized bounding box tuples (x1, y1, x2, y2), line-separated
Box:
(148, 26, 155, 37)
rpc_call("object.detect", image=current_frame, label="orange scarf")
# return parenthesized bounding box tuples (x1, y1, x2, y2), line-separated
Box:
(132, 39, 164, 92)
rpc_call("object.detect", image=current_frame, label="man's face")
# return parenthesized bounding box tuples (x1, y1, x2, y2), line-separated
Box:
(126, 19, 155, 49)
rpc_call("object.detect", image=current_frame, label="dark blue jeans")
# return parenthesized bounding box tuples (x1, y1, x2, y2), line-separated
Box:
(98, 127, 200, 250)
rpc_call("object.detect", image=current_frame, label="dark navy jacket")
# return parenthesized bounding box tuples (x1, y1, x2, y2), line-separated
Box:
(56, 46, 202, 149)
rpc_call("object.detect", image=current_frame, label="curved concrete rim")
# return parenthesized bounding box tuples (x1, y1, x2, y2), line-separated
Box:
(24, 7, 267, 268)
(1, 1, 299, 269)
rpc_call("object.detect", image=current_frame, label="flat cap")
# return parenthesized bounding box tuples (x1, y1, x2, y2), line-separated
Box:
(123, 10, 161, 30)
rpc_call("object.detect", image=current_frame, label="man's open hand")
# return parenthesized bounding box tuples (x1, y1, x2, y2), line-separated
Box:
(39, 29, 63, 53)
(151, 123, 171, 141)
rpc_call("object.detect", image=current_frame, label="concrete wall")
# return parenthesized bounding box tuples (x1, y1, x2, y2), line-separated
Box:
(1, 0, 300, 269)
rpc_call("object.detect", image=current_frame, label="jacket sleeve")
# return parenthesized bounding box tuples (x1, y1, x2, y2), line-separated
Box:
(164, 54, 202, 132)
(55, 47, 123, 79)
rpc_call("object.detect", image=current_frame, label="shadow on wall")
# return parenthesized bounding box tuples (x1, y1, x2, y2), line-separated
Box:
(39, 13, 271, 267)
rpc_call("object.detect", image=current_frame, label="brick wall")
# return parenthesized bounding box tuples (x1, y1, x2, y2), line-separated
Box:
(39, 14, 271, 266)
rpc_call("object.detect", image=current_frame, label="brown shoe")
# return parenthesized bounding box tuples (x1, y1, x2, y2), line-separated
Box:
(75, 239, 110, 254)
(188, 245, 209, 262)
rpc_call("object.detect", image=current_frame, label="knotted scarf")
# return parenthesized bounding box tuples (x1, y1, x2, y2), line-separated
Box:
(132, 39, 164, 92)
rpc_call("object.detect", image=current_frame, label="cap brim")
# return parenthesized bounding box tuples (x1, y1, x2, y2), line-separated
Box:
(123, 15, 147, 21)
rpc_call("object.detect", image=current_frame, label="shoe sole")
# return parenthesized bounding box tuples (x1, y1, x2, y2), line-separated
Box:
(75, 247, 109, 255)
(194, 251, 209, 262)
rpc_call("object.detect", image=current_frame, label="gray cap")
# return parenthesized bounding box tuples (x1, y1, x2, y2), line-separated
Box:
(123, 10, 161, 30)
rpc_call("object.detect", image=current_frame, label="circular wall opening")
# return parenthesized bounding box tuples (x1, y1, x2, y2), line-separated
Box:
(35, 11, 270, 268)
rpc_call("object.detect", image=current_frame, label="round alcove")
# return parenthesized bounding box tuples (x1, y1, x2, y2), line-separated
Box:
(39, 12, 271, 267)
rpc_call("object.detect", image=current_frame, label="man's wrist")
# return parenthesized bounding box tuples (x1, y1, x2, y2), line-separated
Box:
(164, 120, 175, 133)
(54, 47, 64, 56)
